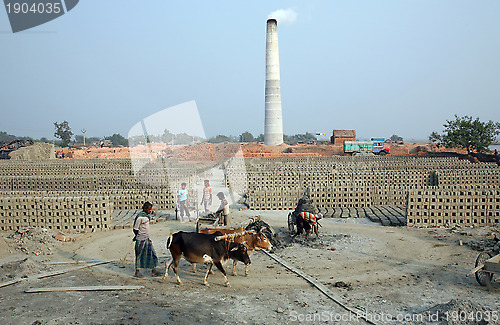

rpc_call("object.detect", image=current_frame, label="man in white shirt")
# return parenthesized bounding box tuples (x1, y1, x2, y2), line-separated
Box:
(133, 202, 159, 277)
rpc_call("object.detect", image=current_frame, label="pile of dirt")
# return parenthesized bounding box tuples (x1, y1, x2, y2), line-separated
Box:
(451, 225, 500, 254)
(0, 257, 48, 282)
(9, 142, 55, 160)
(419, 299, 495, 325)
(6, 227, 56, 255)
(245, 218, 287, 250)
(466, 233, 500, 254)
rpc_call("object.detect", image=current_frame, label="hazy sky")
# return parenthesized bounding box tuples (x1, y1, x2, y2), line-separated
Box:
(1, 1, 499, 141)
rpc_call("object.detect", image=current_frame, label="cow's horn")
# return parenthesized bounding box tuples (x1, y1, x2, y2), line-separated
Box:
(215, 234, 229, 241)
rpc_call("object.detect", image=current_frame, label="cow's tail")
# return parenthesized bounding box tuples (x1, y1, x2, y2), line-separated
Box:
(166, 232, 173, 250)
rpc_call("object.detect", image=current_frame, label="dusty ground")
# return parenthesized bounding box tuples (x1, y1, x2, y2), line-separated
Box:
(0, 211, 498, 325)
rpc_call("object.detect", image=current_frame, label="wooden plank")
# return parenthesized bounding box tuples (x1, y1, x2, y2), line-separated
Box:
(466, 264, 484, 277)
(25, 285, 144, 293)
(37, 259, 120, 279)
(487, 255, 500, 263)
(1, 259, 120, 289)
(484, 260, 500, 273)
(45, 260, 105, 265)
(0, 278, 23, 289)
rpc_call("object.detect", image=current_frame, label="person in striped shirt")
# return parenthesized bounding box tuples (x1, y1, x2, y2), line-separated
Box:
(200, 180, 212, 213)
(292, 212, 323, 242)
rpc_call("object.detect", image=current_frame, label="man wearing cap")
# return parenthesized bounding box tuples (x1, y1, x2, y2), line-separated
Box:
(133, 202, 159, 277)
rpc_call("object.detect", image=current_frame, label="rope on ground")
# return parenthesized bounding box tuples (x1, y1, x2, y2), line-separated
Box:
(260, 250, 382, 325)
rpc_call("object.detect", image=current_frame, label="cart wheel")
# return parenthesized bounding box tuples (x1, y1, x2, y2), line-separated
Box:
(288, 213, 296, 236)
(475, 251, 493, 286)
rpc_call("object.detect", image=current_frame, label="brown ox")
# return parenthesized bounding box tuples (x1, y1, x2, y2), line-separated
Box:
(196, 227, 272, 275)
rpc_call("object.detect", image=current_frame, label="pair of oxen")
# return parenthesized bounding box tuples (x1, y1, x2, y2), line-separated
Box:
(162, 227, 272, 287)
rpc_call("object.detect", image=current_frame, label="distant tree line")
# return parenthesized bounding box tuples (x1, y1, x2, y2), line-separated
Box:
(0, 131, 51, 146)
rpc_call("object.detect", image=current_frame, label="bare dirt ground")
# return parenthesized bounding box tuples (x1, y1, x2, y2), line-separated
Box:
(0, 211, 499, 325)
(61, 142, 469, 160)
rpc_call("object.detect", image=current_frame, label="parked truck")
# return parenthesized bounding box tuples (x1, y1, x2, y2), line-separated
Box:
(343, 138, 390, 156)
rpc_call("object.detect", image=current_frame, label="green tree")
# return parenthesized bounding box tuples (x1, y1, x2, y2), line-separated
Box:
(390, 134, 403, 142)
(255, 134, 264, 142)
(54, 121, 73, 147)
(208, 135, 235, 143)
(105, 133, 128, 146)
(0, 131, 18, 144)
(283, 132, 317, 145)
(161, 129, 174, 143)
(429, 115, 500, 154)
(240, 131, 254, 142)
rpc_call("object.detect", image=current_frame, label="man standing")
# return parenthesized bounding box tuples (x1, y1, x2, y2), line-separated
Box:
(200, 180, 212, 213)
(178, 182, 191, 222)
(216, 192, 230, 225)
(133, 202, 159, 277)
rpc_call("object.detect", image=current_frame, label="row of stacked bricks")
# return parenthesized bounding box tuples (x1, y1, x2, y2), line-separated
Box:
(435, 169, 500, 186)
(110, 190, 177, 210)
(246, 185, 411, 210)
(407, 189, 500, 227)
(0, 196, 112, 232)
(309, 185, 371, 208)
(243, 170, 433, 190)
(0, 189, 186, 211)
(242, 156, 500, 211)
(246, 188, 303, 210)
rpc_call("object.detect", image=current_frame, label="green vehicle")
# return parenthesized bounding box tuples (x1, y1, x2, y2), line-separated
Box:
(344, 139, 390, 155)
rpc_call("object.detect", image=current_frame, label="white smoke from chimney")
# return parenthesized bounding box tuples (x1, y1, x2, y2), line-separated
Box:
(267, 8, 298, 26)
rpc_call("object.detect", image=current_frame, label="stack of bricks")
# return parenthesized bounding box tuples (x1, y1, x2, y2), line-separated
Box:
(0, 196, 112, 232)
(0, 189, 178, 211)
(407, 189, 500, 227)
(238, 156, 500, 212)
